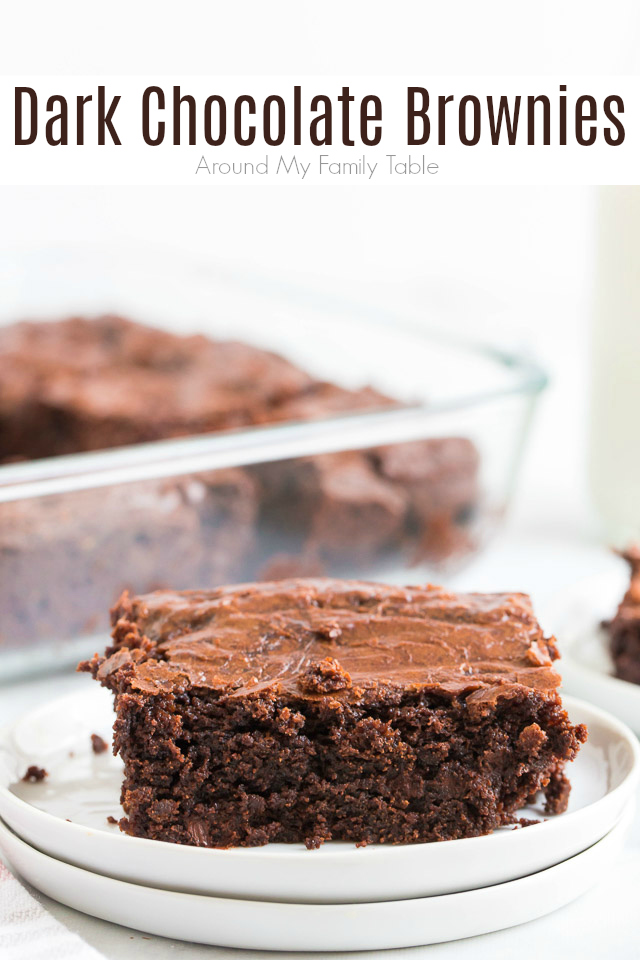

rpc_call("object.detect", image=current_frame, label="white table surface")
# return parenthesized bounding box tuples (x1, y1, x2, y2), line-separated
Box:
(2, 521, 639, 959)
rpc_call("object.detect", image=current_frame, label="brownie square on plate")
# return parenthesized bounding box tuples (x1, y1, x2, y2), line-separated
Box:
(80, 578, 586, 848)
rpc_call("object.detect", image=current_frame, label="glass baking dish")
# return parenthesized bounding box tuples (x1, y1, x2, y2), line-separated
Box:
(0, 246, 547, 680)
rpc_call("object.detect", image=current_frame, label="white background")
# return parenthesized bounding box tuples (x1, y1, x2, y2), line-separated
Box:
(1, 0, 640, 76)
(1, 3, 639, 958)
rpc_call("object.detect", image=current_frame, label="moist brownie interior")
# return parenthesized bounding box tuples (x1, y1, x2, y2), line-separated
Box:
(80, 578, 586, 848)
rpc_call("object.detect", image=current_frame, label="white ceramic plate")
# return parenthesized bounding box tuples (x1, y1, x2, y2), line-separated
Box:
(0, 688, 637, 904)
(546, 569, 640, 736)
(0, 807, 633, 952)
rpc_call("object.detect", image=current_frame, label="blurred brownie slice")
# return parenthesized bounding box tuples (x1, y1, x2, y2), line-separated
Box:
(80, 578, 586, 849)
(607, 546, 640, 684)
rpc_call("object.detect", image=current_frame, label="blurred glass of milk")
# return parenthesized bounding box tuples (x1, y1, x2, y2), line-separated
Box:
(590, 187, 640, 545)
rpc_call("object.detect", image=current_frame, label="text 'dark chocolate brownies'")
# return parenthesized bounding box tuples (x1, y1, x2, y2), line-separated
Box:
(79, 578, 586, 849)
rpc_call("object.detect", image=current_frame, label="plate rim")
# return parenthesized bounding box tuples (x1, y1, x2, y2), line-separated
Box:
(0, 806, 632, 951)
(0, 804, 634, 907)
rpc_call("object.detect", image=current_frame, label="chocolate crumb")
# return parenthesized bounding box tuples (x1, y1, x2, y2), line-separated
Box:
(91, 733, 108, 754)
(513, 817, 541, 829)
(106, 815, 118, 825)
(304, 835, 324, 850)
(22, 765, 47, 783)
(544, 769, 574, 815)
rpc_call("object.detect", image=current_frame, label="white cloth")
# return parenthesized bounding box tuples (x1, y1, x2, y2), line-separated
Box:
(0, 861, 104, 960)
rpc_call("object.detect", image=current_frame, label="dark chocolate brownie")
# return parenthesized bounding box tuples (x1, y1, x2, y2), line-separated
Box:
(607, 546, 640, 684)
(79, 578, 587, 849)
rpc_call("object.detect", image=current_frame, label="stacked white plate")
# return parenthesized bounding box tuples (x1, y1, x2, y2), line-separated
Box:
(0, 687, 638, 952)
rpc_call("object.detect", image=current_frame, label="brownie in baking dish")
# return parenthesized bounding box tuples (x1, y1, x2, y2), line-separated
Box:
(0, 315, 317, 459)
(79, 578, 586, 848)
(0, 469, 256, 648)
(255, 437, 479, 571)
(0, 316, 481, 651)
(0, 321, 478, 560)
(607, 546, 640, 685)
